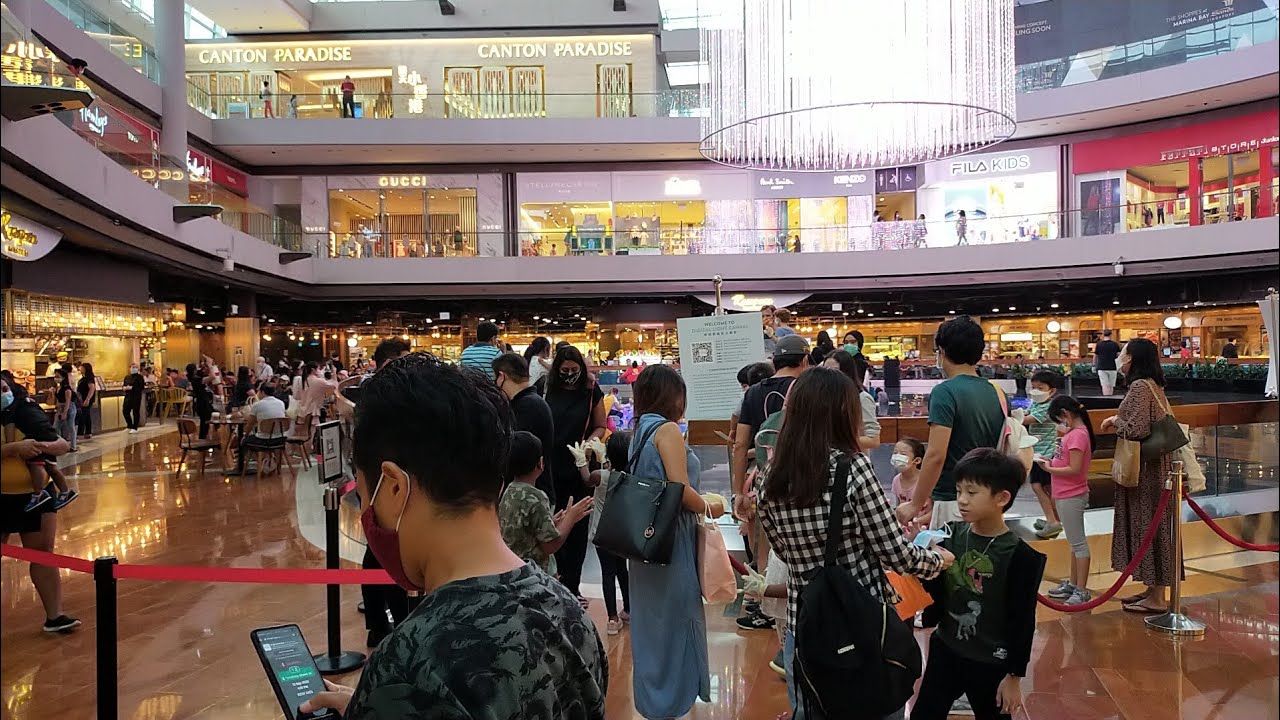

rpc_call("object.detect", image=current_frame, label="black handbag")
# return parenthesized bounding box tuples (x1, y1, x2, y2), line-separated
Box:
(591, 422, 686, 565)
(1136, 380, 1189, 457)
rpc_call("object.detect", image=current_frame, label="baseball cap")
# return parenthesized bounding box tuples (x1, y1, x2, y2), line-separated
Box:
(773, 334, 810, 359)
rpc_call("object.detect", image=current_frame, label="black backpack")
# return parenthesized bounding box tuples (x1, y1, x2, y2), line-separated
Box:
(793, 455, 922, 719)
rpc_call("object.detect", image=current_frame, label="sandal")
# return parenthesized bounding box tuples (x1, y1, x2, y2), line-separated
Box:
(1117, 592, 1149, 605)
(1122, 599, 1166, 614)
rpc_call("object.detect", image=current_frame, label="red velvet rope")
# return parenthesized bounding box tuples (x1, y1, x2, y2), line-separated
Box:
(1186, 497, 1280, 552)
(1035, 486, 1173, 612)
(0, 543, 94, 573)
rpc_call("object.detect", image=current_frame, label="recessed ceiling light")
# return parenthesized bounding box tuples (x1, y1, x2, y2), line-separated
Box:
(992, 308, 1000, 312)
(1049, 302, 1059, 309)
(948, 309, 956, 314)
(1008, 306, 1016, 311)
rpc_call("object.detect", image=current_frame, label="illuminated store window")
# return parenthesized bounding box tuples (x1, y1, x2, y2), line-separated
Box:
(445, 66, 545, 118)
(597, 63, 633, 118)
(520, 202, 613, 256)
(614, 201, 705, 255)
(327, 186, 478, 258)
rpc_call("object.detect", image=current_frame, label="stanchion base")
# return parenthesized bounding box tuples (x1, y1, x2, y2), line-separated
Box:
(313, 650, 366, 675)
(1144, 612, 1207, 637)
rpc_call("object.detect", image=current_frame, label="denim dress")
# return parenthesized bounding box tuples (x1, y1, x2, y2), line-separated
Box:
(626, 413, 710, 719)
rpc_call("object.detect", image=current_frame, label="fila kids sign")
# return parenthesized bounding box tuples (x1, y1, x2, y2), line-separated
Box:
(948, 154, 1032, 177)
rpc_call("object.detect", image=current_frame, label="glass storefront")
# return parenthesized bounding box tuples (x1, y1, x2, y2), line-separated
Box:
(184, 35, 656, 120)
(1073, 109, 1278, 234)
(918, 145, 1063, 247)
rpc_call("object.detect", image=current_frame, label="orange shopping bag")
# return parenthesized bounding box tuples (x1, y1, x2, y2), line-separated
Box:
(887, 571, 932, 621)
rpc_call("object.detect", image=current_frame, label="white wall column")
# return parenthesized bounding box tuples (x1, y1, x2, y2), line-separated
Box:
(155, 0, 187, 164)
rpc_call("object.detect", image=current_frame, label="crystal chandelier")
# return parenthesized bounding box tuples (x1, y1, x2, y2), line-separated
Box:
(699, 0, 1017, 171)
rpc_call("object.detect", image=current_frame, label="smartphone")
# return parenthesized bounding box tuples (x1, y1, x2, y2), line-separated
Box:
(250, 625, 339, 720)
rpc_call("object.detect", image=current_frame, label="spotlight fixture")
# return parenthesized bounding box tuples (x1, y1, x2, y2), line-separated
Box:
(1112, 296, 1120, 305)
(1008, 306, 1016, 311)
(992, 308, 1000, 312)
(948, 309, 957, 315)
(856, 307, 865, 314)
(1049, 302, 1059, 309)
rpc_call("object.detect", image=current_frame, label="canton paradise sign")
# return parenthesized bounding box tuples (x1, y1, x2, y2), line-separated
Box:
(1, 210, 62, 261)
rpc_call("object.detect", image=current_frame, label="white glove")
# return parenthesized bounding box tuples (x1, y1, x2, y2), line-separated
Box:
(742, 566, 767, 600)
(567, 442, 589, 468)
(585, 437, 607, 464)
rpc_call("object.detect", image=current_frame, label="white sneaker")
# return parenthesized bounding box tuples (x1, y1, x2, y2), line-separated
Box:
(129, 428, 138, 434)
(606, 619, 622, 636)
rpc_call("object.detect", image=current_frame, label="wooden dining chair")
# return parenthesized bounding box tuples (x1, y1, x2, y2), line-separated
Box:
(244, 417, 294, 480)
(174, 418, 221, 477)
(286, 414, 315, 469)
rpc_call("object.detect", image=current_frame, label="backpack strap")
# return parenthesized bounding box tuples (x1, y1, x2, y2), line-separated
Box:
(822, 454, 854, 568)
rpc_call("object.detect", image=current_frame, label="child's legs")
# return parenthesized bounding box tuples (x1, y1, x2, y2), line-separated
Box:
(26, 463, 47, 494)
(596, 546, 619, 618)
(1055, 494, 1091, 586)
(45, 462, 69, 492)
(958, 657, 1012, 720)
(1029, 465, 1059, 523)
(911, 636, 967, 720)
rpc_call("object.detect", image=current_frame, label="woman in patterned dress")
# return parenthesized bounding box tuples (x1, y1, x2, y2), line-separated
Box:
(1101, 338, 1175, 613)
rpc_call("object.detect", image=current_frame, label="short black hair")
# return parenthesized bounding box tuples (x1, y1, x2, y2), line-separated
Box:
(353, 353, 512, 514)
(492, 352, 530, 382)
(736, 364, 754, 385)
(508, 431, 542, 479)
(773, 353, 806, 370)
(1030, 369, 1064, 390)
(935, 315, 985, 366)
(605, 431, 631, 470)
(953, 448, 1025, 511)
(747, 361, 775, 386)
(476, 321, 500, 343)
(1228, 336, 1237, 343)
(372, 339, 410, 368)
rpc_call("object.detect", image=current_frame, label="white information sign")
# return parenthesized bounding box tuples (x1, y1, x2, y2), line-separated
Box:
(677, 312, 766, 421)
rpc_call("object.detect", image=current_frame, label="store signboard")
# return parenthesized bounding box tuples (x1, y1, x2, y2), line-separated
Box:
(693, 293, 812, 312)
(677, 312, 766, 421)
(185, 149, 249, 197)
(924, 145, 1060, 183)
(518, 173, 612, 203)
(751, 170, 875, 198)
(1074, 109, 1280, 173)
(1014, 0, 1267, 65)
(614, 171, 752, 201)
(1, 210, 62, 261)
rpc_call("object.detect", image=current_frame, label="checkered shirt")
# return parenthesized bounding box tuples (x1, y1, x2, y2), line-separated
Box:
(758, 450, 946, 629)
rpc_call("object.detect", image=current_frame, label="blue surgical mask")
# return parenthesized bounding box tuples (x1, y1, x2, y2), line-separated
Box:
(913, 525, 952, 548)
(844, 343, 859, 355)
(1, 390, 12, 410)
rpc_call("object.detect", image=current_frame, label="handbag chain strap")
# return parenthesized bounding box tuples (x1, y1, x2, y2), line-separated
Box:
(821, 454, 854, 568)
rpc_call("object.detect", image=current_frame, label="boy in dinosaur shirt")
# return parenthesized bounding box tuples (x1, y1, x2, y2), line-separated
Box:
(915, 448, 1046, 720)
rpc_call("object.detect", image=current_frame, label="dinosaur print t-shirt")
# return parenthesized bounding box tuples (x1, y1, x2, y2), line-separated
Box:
(937, 522, 1020, 666)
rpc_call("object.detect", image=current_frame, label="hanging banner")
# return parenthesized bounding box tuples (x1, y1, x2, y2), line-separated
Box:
(677, 312, 766, 421)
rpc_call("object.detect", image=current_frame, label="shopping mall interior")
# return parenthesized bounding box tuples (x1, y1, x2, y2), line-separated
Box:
(1, 1, 1278, 719)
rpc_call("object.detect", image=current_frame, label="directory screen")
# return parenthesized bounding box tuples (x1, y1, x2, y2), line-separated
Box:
(253, 626, 333, 718)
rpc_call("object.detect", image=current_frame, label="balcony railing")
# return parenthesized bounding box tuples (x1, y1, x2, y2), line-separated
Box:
(44, 0, 161, 82)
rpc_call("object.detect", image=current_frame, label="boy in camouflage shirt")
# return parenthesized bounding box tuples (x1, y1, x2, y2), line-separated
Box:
(499, 431, 593, 574)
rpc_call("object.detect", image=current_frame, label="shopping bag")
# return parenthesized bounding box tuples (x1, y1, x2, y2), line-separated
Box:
(1112, 437, 1141, 488)
(696, 512, 737, 604)
(887, 571, 932, 621)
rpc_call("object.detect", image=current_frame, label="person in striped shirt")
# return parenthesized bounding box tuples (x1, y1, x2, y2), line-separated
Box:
(460, 321, 503, 379)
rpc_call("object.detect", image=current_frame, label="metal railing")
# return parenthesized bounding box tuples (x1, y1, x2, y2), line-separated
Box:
(44, 0, 161, 82)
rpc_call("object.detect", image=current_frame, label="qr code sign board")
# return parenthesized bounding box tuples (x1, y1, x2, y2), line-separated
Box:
(691, 342, 714, 364)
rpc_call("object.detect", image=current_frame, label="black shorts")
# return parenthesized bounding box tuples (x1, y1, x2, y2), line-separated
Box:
(1029, 462, 1052, 486)
(0, 483, 57, 536)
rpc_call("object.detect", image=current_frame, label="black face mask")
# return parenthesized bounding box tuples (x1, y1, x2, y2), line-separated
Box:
(560, 368, 581, 385)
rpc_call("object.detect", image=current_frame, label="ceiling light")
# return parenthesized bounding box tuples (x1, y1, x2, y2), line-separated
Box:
(699, 0, 1015, 170)
(1046, 320, 1061, 333)
(948, 309, 957, 315)
(1164, 315, 1183, 329)
(857, 307, 865, 314)
(365, 321, 372, 325)
(1049, 302, 1059, 309)
(1112, 297, 1121, 305)
(1008, 306, 1016, 311)
(842, 311, 849, 316)
(992, 308, 1000, 312)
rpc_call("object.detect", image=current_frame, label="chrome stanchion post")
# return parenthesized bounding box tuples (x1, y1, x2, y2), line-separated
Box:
(1145, 460, 1207, 637)
(712, 275, 725, 316)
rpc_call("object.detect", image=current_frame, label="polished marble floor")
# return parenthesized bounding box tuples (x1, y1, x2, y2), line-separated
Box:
(1, 426, 1277, 720)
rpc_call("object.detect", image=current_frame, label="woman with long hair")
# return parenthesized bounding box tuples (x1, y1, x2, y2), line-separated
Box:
(523, 336, 553, 388)
(812, 330, 835, 365)
(75, 362, 97, 439)
(544, 344, 607, 603)
(229, 366, 254, 411)
(186, 363, 214, 439)
(627, 365, 724, 719)
(759, 368, 951, 719)
(295, 361, 337, 421)
(1101, 338, 1175, 613)
(823, 349, 882, 450)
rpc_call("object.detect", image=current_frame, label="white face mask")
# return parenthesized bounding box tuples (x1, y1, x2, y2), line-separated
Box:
(1028, 389, 1051, 403)
(890, 453, 912, 470)
(1055, 422, 1071, 434)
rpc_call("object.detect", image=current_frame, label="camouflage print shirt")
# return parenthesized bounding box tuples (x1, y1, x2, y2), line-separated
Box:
(498, 481, 560, 574)
(344, 563, 607, 720)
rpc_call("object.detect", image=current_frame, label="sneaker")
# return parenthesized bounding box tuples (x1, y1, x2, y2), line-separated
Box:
(1046, 580, 1075, 600)
(769, 648, 786, 677)
(128, 428, 138, 434)
(42, 615, 81, 633)
(1033, 518, 1047, 531)
(1035, 522, 1064, 539)
(736, 609, 776, 631)
(743, 600, 761, 614)
(24, 491, 52, 512)
(1066, 588, 1093, 606)
(52, 490, 80, 510)
(618, 610, 630, 623)
(606, 619, 623, 636)
(951, 694, 975, 716)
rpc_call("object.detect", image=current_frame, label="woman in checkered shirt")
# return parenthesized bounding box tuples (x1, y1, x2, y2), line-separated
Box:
(758, 367, 954, 720)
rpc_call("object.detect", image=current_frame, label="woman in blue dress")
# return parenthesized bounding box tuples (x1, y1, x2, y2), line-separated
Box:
(627, 365, 726, 719)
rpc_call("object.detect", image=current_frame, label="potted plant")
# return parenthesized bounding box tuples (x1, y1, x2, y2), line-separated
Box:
(1235, 363, 1269, 394)
(1009, 363, 1029, 396)
(1162, 362, 1191, 391)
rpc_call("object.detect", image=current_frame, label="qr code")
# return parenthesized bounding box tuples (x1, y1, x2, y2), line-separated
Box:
(691, 342, 714, 364)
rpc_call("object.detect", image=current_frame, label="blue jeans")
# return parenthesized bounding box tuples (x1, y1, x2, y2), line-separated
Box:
(784, 629, 905, 720)
(57, 405, 78, 451)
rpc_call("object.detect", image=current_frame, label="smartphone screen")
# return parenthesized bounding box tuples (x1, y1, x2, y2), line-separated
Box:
(251, 625, 337, 720)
